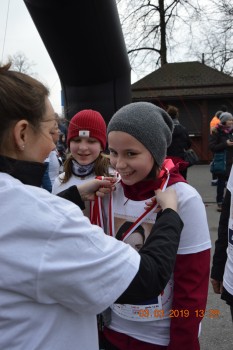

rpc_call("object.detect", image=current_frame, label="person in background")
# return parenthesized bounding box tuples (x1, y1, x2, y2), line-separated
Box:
(42, 119, 62, 192)
(209, 112, 233, 212)
(52, 109, 113, 217)
(56, 132, 67, 164)
(211, 166, 233, 322)
(210, 110, 223, 134)
(166, 105, 192, 179)
(209, 107, 227, 186)
(97, 102, 211, 350)
(58, 116, 68, 143)
(0, 62, 184, 350)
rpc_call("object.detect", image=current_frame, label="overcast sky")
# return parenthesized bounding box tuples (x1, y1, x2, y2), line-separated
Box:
(0, 0, 62, 114)
(1, 0, 139, 116)
(1, 0, 213, 116)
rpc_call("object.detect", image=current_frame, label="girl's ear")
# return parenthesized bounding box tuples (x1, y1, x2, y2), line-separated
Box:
(156, 167, 161, 178)
(13, 119, 30, 151)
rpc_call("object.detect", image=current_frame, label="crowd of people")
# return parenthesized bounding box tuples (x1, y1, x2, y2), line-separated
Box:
(0, 62, 185, 350)
(209, 106, 233, 212)
(0, 61, 233, 350)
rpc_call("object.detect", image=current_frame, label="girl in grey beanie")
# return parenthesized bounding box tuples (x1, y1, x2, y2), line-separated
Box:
(106, 102, 181, 200)
(107, 102, 174, 167)
(100, 101, 211, 350)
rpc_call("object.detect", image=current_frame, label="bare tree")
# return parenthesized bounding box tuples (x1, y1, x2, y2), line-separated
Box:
(116, 0, 202, 77)
(213, 0, 233, 29)
(116, 0, 233, 79)
(8, 51, 36, 75)
(193, 31, 233, 76)
(189, 0, 233, 76)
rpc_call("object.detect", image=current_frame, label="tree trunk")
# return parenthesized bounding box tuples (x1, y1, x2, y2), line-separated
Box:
(159, 0, 167, 66)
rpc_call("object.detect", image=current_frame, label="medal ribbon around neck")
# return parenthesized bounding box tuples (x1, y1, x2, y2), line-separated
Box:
(90, 159, 174, 240)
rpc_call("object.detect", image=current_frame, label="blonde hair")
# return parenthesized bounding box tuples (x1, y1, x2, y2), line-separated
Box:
(61, 153, 111, 183)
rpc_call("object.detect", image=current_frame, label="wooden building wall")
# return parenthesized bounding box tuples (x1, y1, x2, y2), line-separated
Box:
(147, 97, 233, 163)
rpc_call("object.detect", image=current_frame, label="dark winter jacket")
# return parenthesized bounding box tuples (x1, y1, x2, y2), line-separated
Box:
(167, 120, 192, 159)
(211, 189, 230, 281)
(209, 125, 233, 177)
(211, 189, 233, 306)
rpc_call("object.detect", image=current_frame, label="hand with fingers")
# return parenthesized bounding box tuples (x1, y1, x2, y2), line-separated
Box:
(144, 188, 178, 212)
(77, 177, 117, 201)
(211, 278, 223, 294)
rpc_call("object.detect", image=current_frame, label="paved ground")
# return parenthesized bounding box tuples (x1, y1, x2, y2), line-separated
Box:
(187, 165, 233, 349)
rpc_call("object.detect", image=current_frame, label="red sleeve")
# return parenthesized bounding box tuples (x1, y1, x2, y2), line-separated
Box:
(167, 249, 210, 350)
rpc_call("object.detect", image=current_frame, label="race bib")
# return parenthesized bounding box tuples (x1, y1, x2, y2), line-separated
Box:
(111, 295, 164, 322)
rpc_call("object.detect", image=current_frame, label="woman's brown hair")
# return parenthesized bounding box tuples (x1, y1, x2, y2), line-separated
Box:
(0, 62, 49, 151)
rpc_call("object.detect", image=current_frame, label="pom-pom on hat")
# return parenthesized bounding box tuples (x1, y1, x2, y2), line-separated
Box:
(107, 102, 174, 167)
(219, 112, 233, 124)
(67, 109, 107, 150)
(216, 110, 223, 118)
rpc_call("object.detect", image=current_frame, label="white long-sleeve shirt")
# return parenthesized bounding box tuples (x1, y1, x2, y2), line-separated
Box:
(223, 166, 233, 295)
(0, 172, 140, 350)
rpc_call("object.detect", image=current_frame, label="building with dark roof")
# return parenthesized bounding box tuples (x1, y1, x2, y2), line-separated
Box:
(131, 61, 233, 162)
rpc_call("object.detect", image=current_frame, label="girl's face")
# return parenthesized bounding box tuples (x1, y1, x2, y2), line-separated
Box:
(125, 232, 144, 251)
(69, 137, 102, 165)
(225, 120, 233, 130)
(108, 131, 154, 185)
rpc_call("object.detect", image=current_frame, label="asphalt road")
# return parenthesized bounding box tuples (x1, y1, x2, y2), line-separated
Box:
(187, 165, 233, 350)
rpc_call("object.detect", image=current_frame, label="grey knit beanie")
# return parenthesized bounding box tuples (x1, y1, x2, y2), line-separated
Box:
(107, 102, 174, 167)
(219, 112, 233, 124)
